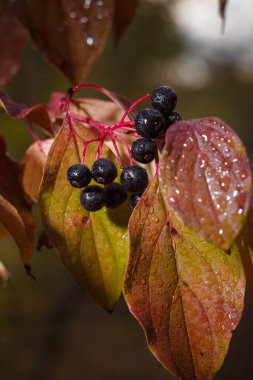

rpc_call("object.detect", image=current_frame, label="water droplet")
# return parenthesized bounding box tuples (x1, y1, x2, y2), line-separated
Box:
(141, 279, 146, 285)
(149, 207, 154, 214)
(83, 0, 91, 8)
(219, 229, 223, 235)
(86, 37, 94, 46)
(201, 134, 208, 142)
(145, 220, 150, 226)
(80, 16, 88, 23)
(238, 208, 243, 215)
(69, 11, 76, 18)
(153, 217, 159, 223)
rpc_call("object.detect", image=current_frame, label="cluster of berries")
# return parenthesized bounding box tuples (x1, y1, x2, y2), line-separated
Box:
(66, 86, 181, 212)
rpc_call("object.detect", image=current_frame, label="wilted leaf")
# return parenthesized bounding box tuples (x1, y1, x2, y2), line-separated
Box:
(10, 0, 114, 84)
(39, 101, 130, 311)
(0, 3, 28, 89)
(21, 139, 53, 204)
(0, 91, 55, 137)
(114, 0, 139, 41)
(159, 117, 252, 250)
(124, 177, 245, 380)
(0, 260, 9, 287)
(0, 135, 36, 266)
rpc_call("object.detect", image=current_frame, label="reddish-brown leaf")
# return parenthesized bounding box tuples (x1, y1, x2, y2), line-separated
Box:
(0, 135, 36, 266)
(10, 0, 114, 84)
(21, 139, 53, 204)
(124, 177, 245, 380)
(159, 117, 252, 250)
(0, 91, 55, 137)
(0, 4, 28, 89)
(114, 0, 139, 41)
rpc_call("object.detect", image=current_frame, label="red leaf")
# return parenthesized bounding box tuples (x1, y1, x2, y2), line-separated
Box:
(124, 177, 245, 379)
(114, 0, 139, 41)
(0, 91, 55, 137)
(0, 5, 28, 89)
(159, 117, 252, 250)
(0, 135, 36, 266)
(10, 0, 114, 84)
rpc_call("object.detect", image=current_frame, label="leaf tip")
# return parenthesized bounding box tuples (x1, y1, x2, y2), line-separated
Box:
(24, 264, 36, 281)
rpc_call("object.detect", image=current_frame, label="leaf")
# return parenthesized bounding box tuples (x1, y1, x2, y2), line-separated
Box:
(236, 209, 253, 297)
(10, 0, 114, 84)
(0, 91, 55, 137)
(0, 260, 9, 287)
(0, 3, 28, 89)
(124, 177, 245, 380)
(159, 117, 252, 250)
(0, 135, 36, 266)
(114, 0, 139, 41)
(39, 101, 130, 311)
(21, 139, 53, 204)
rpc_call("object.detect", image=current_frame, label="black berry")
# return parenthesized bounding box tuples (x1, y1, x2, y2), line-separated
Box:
(92, 158, 117, 185)
(151, 86, 177, 116)
(129, 193, 142, 209)
(67, 164, 92, 188)
(80, 185, 106, 212)
(121, 165, 148, 193)
(131, 138, 157, 164)
(135, 108, 165, 139)
(165, 111, 182, 129)
(105, 183, 127, 209)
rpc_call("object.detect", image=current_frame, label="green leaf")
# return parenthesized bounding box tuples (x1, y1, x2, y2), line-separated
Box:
(159, 117, 252, 250)
(124, 176, 245, 380)
(39, 102, 130, 311)
(0, 134, 36, 267)
(10, 0, 114, 84)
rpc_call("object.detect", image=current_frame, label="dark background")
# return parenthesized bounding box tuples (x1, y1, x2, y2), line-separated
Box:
(1, 1, 253, 379)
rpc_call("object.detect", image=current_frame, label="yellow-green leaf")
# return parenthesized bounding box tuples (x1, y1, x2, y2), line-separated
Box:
(39, 105, 130, 311)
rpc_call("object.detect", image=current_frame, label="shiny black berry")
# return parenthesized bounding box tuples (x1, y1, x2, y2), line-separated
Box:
(129, 193, 142, 209)
(80, 185, 106, 212)
(165, 112, 182, 130)
(121, 165, 148, 193)
(135, 108, 165, 139)
(105, 183, 127, 209)
(67, 164, 92, 188)
(92, 158, 117, 185)
(151, 86, 177, 116)
(131, 138, 157, 164)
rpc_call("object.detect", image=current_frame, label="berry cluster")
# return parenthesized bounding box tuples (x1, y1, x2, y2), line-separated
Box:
(65, 85, 181, 212)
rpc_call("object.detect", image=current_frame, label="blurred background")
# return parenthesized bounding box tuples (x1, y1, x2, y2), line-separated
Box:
(1, 0, 253, 379)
